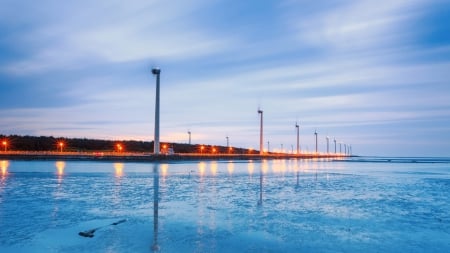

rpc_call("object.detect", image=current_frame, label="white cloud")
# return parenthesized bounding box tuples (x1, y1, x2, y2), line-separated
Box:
(290, 0, 424, 51)
(2, 0, 234, 74)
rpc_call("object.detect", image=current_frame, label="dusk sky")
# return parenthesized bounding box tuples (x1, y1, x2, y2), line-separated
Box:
(1, 0, 450, 156)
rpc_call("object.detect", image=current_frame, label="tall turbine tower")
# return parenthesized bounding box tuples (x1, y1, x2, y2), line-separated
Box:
(152, 68, 161, 154)
(295, 122, 300, 155)
(326, 136, 330, 154)
(334, 138, 337, 153)
(258, 109, 263, 155)
(314, 130, 318, 154)
(188, 130, 191, 145)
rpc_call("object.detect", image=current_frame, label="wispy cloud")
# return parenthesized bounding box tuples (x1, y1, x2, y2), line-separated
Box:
(287, 0, 424, 51)
(2, 0, 235, 75)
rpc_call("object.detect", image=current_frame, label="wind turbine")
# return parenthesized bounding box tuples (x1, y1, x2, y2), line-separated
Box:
(151, 67, 161, 155)
(314, 130, 318, 154)
(258, 109, 263, 155)
(295, 122, 300, 154)
(326, 136, 330, 154)
(188, 130, 191, 145)
(334, 138, 337, 153)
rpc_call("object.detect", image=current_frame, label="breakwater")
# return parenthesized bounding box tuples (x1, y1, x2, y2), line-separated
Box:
(0, 151, 349, 162)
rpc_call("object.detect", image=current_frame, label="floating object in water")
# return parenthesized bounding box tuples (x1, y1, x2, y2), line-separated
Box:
(78, 219, 127, 238)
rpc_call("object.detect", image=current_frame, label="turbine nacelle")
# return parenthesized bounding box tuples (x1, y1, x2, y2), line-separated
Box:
(152, 68, 161, 75)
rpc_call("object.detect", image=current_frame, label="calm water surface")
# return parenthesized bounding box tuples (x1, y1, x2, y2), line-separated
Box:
(0, 158, 449, 252)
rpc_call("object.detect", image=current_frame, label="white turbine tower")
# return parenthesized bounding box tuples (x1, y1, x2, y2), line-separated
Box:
(326, 136, 330, 154)
(151, 68, 161, 155)
(295, 122, 300, 154)
(314, 130, 318, 154)
(258, 109, 263, 155)
(334, 138, 337, 153)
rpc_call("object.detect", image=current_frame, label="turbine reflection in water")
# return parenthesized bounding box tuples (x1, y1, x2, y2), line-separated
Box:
(258, 162, 264, 206)
(151, 163, 160, 251)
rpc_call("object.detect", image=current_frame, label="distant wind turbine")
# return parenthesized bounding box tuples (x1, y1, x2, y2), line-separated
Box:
(334, 138, 337, 153)
(151, 67, 161, 155)
(295, 122, 300, 154)
(326, 136, 329, 154)
(258, 109, 263, 155)
(314, 130, 318, 154)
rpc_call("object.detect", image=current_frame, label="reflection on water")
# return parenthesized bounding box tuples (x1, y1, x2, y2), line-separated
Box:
(1, 160, 8, 179)
(262, 159, 269, 174)
(198, 162, 206, 178)
(247, 160, 254, 176)
(1, 158, 450, 252)
(55, 161, 65, 176)
(113, 163, 124, 178)
(210, 162, 218, 176)
(227, 161, 234, 176)
(258, 162, 264, 206)
(55, 161, 65, 184)
(161, 164, 169, 180)
(151, 164, 160, 251)
(271, 159, 287, 174)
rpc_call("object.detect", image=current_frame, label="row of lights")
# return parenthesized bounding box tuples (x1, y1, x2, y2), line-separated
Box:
(0, 139, 128, 153)
(198, 145, 235, 154)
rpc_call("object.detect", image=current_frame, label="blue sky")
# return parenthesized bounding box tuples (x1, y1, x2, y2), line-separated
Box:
(1, 0, 450, 156)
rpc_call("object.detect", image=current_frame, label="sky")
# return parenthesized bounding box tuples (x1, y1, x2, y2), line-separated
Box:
(1, 0, 450, 156)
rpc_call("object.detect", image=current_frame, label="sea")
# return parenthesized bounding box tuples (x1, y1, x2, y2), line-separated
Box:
(0, 157, 449, 253)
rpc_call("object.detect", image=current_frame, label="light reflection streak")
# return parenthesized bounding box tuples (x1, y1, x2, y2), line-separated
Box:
(55, 161, 65, 176)
(1, 160, 9, 179)
(55, 161, 66, 185)
(161, 164, 169, 179)
(262, 160, 269, 174)
(227, 161, 234, 176)
(210, 162, 218, 176)
(198, 162, 206, 178)
(113, 163, 124, 178)
(247, 160, 254, 176)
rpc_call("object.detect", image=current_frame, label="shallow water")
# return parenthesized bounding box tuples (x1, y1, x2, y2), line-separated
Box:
(0, 158, 449, 252)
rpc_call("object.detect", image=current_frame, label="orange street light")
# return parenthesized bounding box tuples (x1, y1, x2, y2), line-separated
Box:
(200, 145, 205, 154)
(2, 141, 7, 152)
(58, 142, 64, 152)
(228, 147, 233, 154)
(212, 147, 216, 153)
(116, 143, 123, 152)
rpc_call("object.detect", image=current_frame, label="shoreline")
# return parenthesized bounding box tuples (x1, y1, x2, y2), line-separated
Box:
(0, 151, 350, 162)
